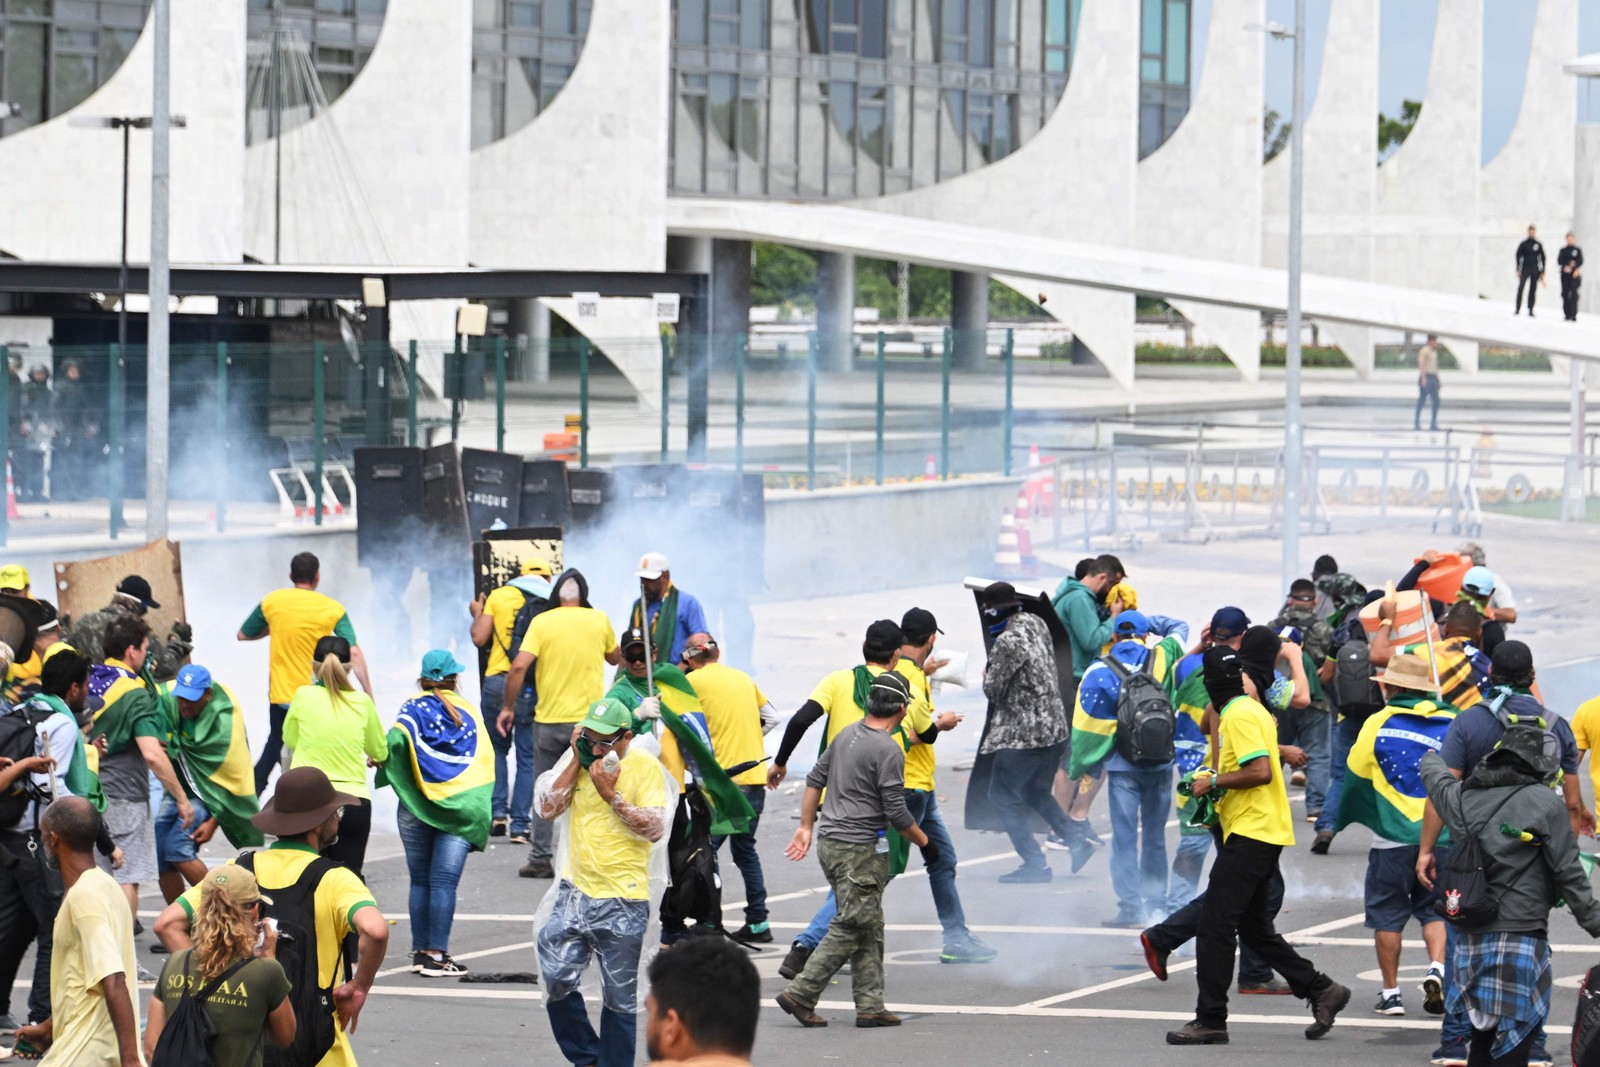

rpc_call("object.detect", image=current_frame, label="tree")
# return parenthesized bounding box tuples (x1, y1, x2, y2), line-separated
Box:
(1377, 99, 1422, 159)
(1263, 107, 1291, 162)
(750, 242, 817, 313)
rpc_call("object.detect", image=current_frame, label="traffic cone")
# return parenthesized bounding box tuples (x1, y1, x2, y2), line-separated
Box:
(924, 454, 938, 481)
(992, 512, 1022, 576)
(5, 461, 17, 520)
(1014, 491, 1037, 574)
(1028, 444, 1041, 469)
(1475, 428, 1495, 478)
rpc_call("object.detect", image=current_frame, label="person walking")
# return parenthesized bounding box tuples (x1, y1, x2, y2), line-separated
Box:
(500, 568, 620, 880)
(1050, 558, 1122, 830)
(1166, 647, 1351, 1045)
(143, 865, 296, 1066)
(1559, 232, 1584, 322)
(13, 797, 142, 1067)
(469, 557, 552, 842)
(377, 651, 493, 978)
(1415, 335, 1442, 432)
(1515, 226, 1546, 315)
(239, 552, 371, 792)
(281, 635, 386, 879)
(534, 697, 671, 1067)
(628, 553, 710, 667)
(774, 671, 929, 1029)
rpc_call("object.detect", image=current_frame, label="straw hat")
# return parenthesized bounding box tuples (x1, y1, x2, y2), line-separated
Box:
(1374, 652, 1440, 693)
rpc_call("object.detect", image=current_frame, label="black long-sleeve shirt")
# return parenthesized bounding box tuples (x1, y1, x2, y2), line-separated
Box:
(1560, 245, 1584, 277)
(1517, 237, 1546, 276)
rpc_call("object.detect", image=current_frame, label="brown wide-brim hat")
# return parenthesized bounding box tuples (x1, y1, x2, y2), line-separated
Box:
(1374, 652, 1440, 694)
(252, 766, 359, 837)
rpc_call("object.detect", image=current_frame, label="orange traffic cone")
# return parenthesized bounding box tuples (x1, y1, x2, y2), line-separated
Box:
(1014, 491, 1037, 574)
(992, 512, 1022, 576)
(924, 454, 938, 481)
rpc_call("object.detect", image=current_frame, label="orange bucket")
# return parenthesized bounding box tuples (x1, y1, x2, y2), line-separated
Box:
(1413, 553, 1471, 604)
(1361, 590, 1434, 645)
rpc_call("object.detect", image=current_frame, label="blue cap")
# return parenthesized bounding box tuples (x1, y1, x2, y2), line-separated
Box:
(421, 649, 468, 681)
(1461, 566, 1496, 598)
(1114, 609, 1150, 637)
(172, 664, 212, 702)
(1210, 606, 1251, 638)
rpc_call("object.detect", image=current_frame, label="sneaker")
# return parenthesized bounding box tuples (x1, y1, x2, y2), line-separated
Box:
(778, 942, 813, 981)
(136, 962, 158, 983)
(1309, 831, 1334, 855)
(1290, 770, 1306, 786)
(732, 922, 773, 945)
(1043, 834, 1071, 851)
(1430, 1038, 1468, 1066)
(410, 951, 429, 974)
(1527, 1050, 1552, 1067)
(1306, 981, 1351, 1039)
(1067, 817, 1104, 846)
(1068, 839, 1097, 874)
(775, 991, 827, 1028)
(1420, 969, 1445, 1015)
(1166, 1020, 1228, 1045)
(490, 817, 509, 837)
(133, 918, 145, 937)
(999, 864, 1052, 884)
(0, 1013, 18, 1035)
(939, 934, 998, 964)
(508, 831, 530, 845)
(1374, 992, 1404, 1016)
(1304, 811, 1321, 823)
(519, 860, 554, 879)
(149, 941, 170, 954)
(855, 1012, 901, 1028)
(1140, 932, 1168, 981)
(1238, 978, 1292, 995)
(418, 952, 469, 978)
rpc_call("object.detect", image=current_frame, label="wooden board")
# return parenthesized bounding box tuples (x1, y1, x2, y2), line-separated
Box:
(470, 527, 564, 679)
(53, 538, 188, 636)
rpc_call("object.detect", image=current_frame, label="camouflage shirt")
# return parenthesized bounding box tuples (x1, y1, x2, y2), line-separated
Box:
(1315, 572, 1369, 624)
(1270, 604, 1335, 670)
(981, 612, 1069, 754)
(61, 599, 192, 681)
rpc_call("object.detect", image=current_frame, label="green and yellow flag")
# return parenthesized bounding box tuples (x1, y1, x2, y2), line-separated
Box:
(377, 690, 494, 850)
(1336, 695, 1458, 844)
(159, 682, 264, 849)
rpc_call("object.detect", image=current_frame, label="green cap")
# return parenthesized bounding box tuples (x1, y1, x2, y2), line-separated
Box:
(578, 697, 634, 737)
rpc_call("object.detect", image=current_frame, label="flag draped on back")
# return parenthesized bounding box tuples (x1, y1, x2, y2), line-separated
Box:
(377, 690, 494, 850)
(1336, 696, 1458, 844)
(159, 683, 263, 849)
(20, 693, 103, 812)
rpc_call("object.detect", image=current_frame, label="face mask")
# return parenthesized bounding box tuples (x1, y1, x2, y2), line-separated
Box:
(576, 736, 598, 769)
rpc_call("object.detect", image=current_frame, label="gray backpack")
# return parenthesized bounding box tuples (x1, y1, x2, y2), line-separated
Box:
(1104, 653, 1176, 766)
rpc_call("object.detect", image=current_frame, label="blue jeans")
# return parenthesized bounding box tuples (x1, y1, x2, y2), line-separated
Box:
(396, 805, 473, 953)
(798, 788, 969, 949)
(712, 785, 768, 926)
(155, 794, 211, 871)
(1107, 766, 1173, 923)
(539, 882, 647, 1067)
(482, 674, 535, 834)
(1170, 831, 1212, 910)
(1277, 704, 1332, 815)
(1315, 716, 1365, 834)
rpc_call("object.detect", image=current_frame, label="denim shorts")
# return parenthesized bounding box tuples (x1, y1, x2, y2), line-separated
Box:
(155, 793, 211, 872)
(1364, 844, 1440, 932)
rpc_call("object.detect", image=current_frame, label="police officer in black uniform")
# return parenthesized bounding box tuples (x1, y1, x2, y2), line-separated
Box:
(1559, 231, 1584, 322)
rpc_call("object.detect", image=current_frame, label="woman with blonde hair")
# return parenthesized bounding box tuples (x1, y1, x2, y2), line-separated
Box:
(282, 635, 385, 877)
(145, 865, 295, 1066)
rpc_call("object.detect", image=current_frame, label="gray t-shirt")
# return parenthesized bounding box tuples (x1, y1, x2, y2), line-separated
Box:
(806, 720, 914, 844)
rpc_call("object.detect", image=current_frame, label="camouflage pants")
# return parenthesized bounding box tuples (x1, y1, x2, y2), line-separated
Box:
(783, 836, 888, 1014)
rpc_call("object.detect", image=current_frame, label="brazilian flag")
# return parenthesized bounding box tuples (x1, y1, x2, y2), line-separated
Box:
(159, 682, 264, 849)
(1068, 637, 1184, 779)
(609, 665, 755, 837)
(1336, 695, 1458, 844)
(1171, 670, 1212, 835)
(376, 691, 494, 850)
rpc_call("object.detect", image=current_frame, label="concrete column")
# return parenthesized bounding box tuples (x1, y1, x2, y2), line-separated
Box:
(509, 298, 551, 382)
(666, 235, 711, 459)
(950, 270, 989, 370)
(711, 238, 751, 370)
(815, 251, 856, 373)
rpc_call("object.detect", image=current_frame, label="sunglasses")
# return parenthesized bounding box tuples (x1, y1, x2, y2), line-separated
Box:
(622, 649, 647, 663)
(581, 733, 620, 751)
(1288, 594, 1315, 603)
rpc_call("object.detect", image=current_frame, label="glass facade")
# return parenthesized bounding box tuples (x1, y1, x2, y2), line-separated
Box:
(470, 0, 591, 149)
(0, 0, 150, 138)
(1138, 0, 1188, 159)
(245, 0, 387, 117)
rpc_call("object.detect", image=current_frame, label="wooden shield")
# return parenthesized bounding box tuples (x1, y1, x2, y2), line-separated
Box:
(53, 538, 188, 636)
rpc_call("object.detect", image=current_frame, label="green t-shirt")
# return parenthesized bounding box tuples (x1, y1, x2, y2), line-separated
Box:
(156, 950, 290, 1067)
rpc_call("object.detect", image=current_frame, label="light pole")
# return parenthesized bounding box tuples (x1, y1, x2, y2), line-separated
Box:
(1250, 4, 1306, 591)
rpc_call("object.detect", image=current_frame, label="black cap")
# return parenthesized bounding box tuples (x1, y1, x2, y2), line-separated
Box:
(619, 626, 647, 650)
(981, 582, 1020, 610)
(863, 620, 904, 658)
(116, 574, 159, 610)
(1490, 640, 1534, 680)
(900, 607, 942, 643)
(868, 670, 911, 704)
(312, 635, 351, 664)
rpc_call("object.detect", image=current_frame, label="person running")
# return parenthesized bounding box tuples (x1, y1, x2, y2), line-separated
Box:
(1165, 647, 1350, 1045)
(377, 651, 493, 979)
(629, 552, 710, 667)
(470, 558, 553, 843)
(282, 636, 386, 879)
(500, 568, 620, 880)
(1369, 601, 1490, 711)
(680, 637, 777, 945)
(13, 797, 142, 1067)
(774, 671, 929, 1029)
(239, 552, 371, 792)
(144, 865, 296, 1066)
(535, 698, 671, 1067)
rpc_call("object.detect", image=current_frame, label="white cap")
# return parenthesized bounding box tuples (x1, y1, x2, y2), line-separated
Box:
(635, 551, 670, 580)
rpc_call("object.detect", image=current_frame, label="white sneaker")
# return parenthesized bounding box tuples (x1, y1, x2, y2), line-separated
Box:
(418, 952, 469, 978)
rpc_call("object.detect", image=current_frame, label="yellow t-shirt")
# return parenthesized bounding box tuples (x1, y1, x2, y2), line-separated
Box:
(283, 684, 386, 800)
(1572, 695, 1600, 805)
(179, 843, 376, 1067)
(565, 747, 669, 900)
(808, 665, 887, 750)
(1215, 695, 1295, 847)
(45, 867, 140, 1067)
(894, 659, 937, 792)
(519, 606, 619, 724)
(241, 588, 357, 706)
(482, 585, 529, 678)
(689, 661, 768, 787)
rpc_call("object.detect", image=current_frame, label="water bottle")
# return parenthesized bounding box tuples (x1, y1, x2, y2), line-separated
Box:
(601, 750, 621, 774)
(875, 831, 888, 855)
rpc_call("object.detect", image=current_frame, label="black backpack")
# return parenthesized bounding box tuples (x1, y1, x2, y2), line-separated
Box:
(237, 852, 342, 1067)
(1435, 788, 1524, 927)
(505, 590, 553, 693)
(0, 704, 55, 827)
(149, 955, 254, 1067)
(1329, 638, 1384, 720)
(1487, 690, 1562, 783)
(662, 787, 721, 929)
(1104, 652, 1176, 766)
(1573, 964, 1600, 1067)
